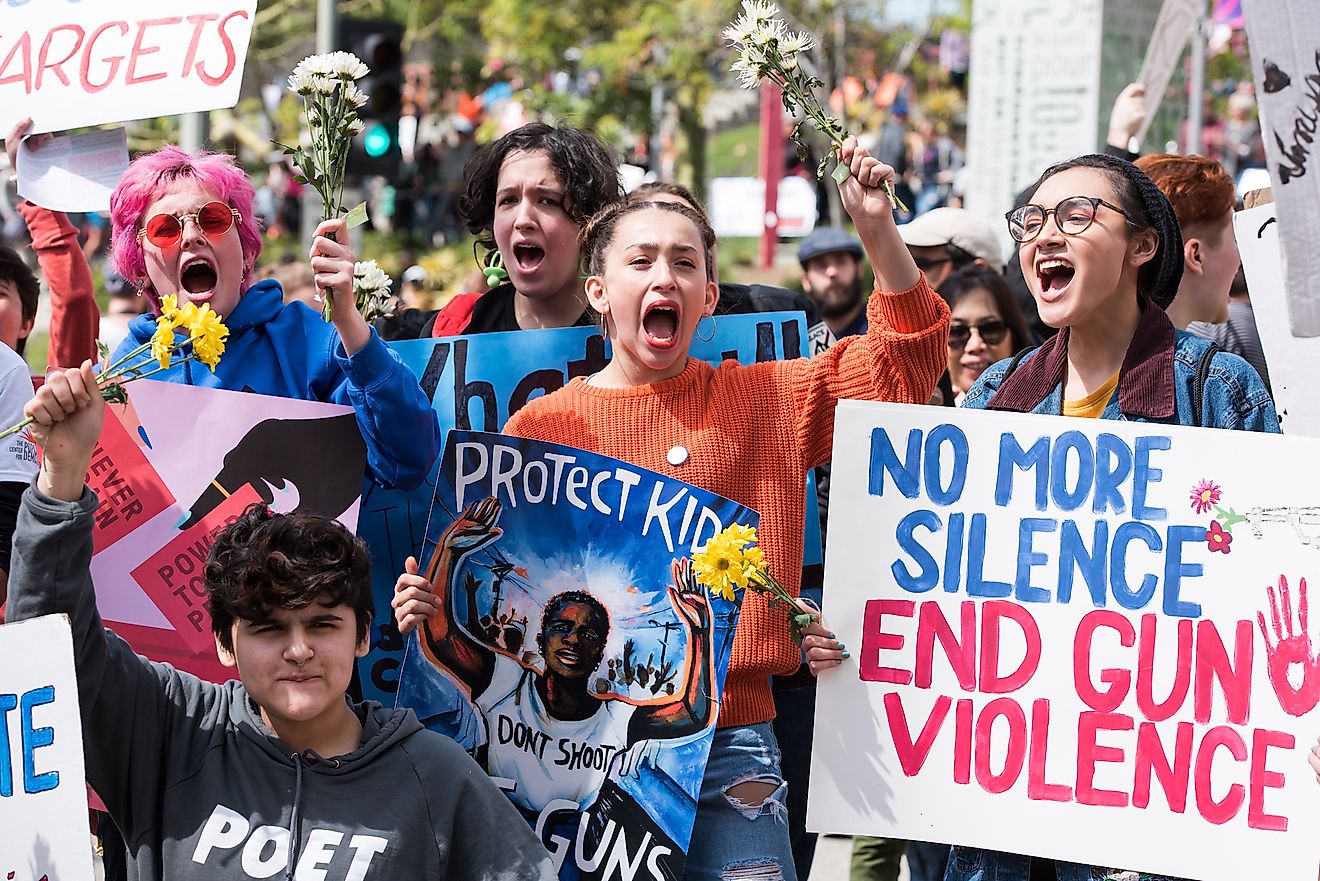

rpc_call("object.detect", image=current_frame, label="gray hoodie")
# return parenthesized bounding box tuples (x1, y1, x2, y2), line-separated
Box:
(7, 485, 557, 881)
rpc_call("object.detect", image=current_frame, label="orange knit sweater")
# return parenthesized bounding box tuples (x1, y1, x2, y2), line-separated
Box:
(504, 277, 950, 727)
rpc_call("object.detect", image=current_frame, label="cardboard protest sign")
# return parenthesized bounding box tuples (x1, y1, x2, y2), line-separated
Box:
(1234, 201, 1313, 436)
(1135, 0, 1200, 146)
(1240, 0, 1320, 336)
(0, 615, 92, 881)
(0, 0, 258, 135)
(810, 401, 1320, 880)
(398, 431, 750, 879)
(358, 313, 821, 700)
(87, 380, 365, 682)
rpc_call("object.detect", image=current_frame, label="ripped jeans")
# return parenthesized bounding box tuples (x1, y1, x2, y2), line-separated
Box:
(683, 723, 797, 881)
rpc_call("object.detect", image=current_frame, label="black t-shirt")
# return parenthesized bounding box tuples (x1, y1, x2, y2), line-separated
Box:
(387, 284, 596, 339)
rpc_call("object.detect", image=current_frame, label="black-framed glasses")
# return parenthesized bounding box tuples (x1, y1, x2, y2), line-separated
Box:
(138, 201, 241, 248)
(1005, 196, 1130, 243)
(948, 318, 1008, 350)
(912, 255, 952, 271)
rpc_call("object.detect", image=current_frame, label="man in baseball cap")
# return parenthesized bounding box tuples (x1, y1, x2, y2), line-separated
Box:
(896, 207, 1004, 292)
(797, 226, 868, 339)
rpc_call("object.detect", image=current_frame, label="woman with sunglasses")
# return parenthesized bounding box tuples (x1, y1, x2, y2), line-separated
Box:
(952, 155, 1276, 881)
(108, 147, 439, 490)
(941, 265, 1030, 405)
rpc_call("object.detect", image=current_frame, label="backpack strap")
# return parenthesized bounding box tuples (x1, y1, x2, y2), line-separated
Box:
(1191, 342, 1220, 427)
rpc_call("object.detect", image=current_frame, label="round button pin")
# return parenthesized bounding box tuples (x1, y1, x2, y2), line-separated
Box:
(667, 445, 689, 466)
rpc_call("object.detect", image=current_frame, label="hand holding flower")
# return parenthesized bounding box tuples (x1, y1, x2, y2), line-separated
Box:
(309, 219, 369, 354)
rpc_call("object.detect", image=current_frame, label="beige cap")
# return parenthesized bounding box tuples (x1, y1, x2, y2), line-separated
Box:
(897, 208, 1004, 271)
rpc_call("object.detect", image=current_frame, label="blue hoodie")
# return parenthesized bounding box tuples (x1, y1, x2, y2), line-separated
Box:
(113, 279, 440, 490)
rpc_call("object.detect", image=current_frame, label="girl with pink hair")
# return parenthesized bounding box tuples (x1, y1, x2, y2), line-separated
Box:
(107, 146, 438, 490)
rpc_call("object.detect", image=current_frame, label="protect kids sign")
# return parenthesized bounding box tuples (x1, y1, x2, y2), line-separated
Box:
(0, 615, 93, 881)
(358, 313, 821, 703)
(399, 431, 752, 881)
(0, 0, 258, 134)
(811, 401, 1320, 880)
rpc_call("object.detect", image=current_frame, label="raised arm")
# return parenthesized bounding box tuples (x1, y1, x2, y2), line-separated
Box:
(7, 363, 223, 840)
(393, 497, 503, 695)
(5, 119, 99, 369)
(782, 138, 950, 470)
(627, 558, 715, 742)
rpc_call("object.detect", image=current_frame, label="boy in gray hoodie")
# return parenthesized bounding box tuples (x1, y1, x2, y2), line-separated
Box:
(7, 362, 557, 881)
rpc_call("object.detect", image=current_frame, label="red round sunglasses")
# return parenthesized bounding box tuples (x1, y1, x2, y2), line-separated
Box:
(137, 201, 241, 248)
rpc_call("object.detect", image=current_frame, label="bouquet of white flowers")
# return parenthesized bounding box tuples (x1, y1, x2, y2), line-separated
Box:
(723, 0, 904, 210)
(280, 51, 373, 321)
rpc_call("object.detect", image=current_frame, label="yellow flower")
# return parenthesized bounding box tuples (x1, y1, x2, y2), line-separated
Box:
(150, 315, 178, 369)
(742, 544, 765, 571)
(158, 294, 181, 323)
(725, 523, 758, 549)
(174, 300, 200, 331)
(692, 533, 748, 602)
(187, 305, 229, 370)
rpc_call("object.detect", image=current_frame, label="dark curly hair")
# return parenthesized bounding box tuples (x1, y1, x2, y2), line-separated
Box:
(206, 504, 373, 653)
(458, 122, 622, 252)
(539, 590, 610, 643)
(0, 245, 38, 355)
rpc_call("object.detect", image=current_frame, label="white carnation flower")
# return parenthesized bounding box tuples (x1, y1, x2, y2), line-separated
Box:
(347, 118, 365, 135)
(294, 54, 333, 79)
(328, 51, 370, 80)
(311, 76, 337, 96)
(778, 30, 814, 58)
(287, 69, 317, 96)
(354, 260, 392, 295)
(342, 82, 369, 109)
(741, 0, 778, 28)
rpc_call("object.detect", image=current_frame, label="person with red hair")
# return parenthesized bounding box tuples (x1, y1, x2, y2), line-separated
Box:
(1136, 152, 1271, 393)
(107, 146, 438, 490)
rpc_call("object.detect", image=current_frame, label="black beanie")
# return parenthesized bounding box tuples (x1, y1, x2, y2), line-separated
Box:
(1025, 153, 1184, 310)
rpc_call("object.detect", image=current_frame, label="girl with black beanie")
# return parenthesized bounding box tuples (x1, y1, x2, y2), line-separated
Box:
(950, 154, 1277, 881)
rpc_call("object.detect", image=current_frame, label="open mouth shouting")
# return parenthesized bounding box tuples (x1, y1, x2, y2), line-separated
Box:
(180, 255, 220, 300)
(641, 300, 681, 349)
(511, 241, 545, 275)
(1035, 257, 1076, 303)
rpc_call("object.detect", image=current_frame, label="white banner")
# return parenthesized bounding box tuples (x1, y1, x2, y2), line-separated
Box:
(0, 615, 92, 881)
(1235, 201, 1317, 438)
(0, 0, 258, 135)
(1240, 0, 1320, 337)
(811, 401, 1320, 881)
(707, 176, 817, 239)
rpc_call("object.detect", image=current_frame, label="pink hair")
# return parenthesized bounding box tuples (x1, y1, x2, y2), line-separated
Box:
(109, 146, 264, 310)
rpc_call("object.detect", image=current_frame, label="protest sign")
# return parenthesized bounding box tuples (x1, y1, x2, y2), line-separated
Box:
(708, 176, 818, 238)
(358, 313, 821, 700)
(1134, 0, 1200, 146)
(400, 431, 749, 879)
(0, 0, 258, 134)
(1240, 0, 1320, 337)
(1234, 201, 1314, 437)
(810, 401, 1320, 880)
(17, 127, 129, 213)
(87, 380, 365, 682)
(0, 615, 92, 881)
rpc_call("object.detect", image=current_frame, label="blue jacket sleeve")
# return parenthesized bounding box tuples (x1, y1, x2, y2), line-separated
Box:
(330, 328, 441, 490)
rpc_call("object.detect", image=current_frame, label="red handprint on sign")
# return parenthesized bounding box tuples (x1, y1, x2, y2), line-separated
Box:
(1258, 575, 1320, 716)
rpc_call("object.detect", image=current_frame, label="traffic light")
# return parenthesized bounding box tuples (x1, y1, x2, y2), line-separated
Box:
(337, 18, 404, 180)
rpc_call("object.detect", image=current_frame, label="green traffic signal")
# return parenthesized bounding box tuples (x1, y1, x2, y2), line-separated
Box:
(363, 122, 393, 158)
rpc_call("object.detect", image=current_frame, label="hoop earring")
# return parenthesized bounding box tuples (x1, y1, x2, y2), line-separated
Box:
(695, 314, 716, 343)
(482, 249, 508, 288)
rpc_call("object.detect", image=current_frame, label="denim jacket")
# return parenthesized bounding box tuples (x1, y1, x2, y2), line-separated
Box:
(949, 305, 1276, 881)
(962, 302, 1278, 433)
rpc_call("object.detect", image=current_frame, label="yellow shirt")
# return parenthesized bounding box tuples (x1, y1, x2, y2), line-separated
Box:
(1062, 371, 1120, 419)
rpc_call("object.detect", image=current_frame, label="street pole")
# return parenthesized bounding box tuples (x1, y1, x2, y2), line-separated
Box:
(180, 113, 209, 152)
(759, 81, 784, 269)
(1186, 9, 1207, 155)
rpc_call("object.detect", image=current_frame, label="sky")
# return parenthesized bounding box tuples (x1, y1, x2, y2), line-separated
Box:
(881, 0, 961, 26)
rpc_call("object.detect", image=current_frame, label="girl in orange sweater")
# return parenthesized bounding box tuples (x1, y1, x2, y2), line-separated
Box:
(394, 138, 949, 880)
